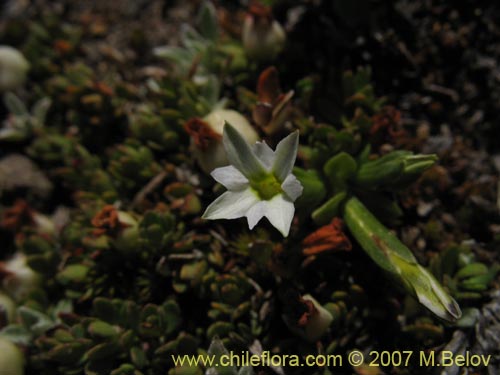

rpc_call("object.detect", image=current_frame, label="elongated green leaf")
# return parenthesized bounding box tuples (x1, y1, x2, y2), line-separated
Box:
(4, 93, 28, 116)
(32, 97, 51, 126)
(312, 191, 347, 225)
(197, 1, 219, 41)
(293, 167, 326, 214)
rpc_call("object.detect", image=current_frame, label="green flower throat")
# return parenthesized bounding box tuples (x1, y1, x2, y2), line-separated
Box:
(250, 174, 283, 200)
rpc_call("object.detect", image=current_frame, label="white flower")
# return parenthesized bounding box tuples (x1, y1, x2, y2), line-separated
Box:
(202, 123, 303, 236)
(0, 46, 29, 92)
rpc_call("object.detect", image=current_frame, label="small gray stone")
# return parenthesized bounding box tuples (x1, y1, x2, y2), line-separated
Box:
(0, 154, 52, 198)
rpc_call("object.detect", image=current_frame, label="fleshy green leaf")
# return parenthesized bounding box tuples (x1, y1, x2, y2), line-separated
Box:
(323, 152, 358, 191)
(4, 93, 28, 116)
(206, 336, 237, 375)
(197, 1, 219, 41)
(32, 97, 51, 126)
(0, 324, 32, 345)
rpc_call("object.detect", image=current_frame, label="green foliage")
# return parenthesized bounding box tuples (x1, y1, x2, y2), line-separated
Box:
(0, 93, 51, 141)
(0, 3, 498, 375)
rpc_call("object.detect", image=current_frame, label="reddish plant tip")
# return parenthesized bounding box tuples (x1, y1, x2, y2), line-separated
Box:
(248, 2, 273, 21)
(93, 81, 114, 96)
(302, 218, 352, 256)
(184, 118, 222, 150)
(91, 205, 129, 237)
(370, 105, 406, 139)
(0, 200, 35, 231)
(53, 39, 73, 54)
(297, 297, 317, 327)
(0, 263, 14, 282)
(257, 66, 281, 104)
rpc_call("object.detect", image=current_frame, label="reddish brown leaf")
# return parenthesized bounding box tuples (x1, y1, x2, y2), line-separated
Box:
(0, 200, 34, 231)
(257, 66, 281, 104)
(297, 297, 317, 327)
(90, 205, 129, 237)
(370, 106, 406, 140)
(184, 118, 222, 150)
(302, 218, 352, 256)
(248, 2, 272, 21)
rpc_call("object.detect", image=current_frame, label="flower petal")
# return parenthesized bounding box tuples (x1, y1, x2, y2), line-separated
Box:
(223, 122, 267, 179)
(264, 194, 295, 237)
(272, 131, 299, 182)
(281, 174, 303, 201)
(202, 188, 259, 220)
(245, 201, 267, 229)
(252, 141, 275, 170)
(211, 166, 248, 190)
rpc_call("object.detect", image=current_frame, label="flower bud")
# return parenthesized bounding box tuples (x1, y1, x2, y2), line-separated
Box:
(90, 206, 139, 253)
(284, 294, 333, 342)
(0, 338, 24, 375)
(1, 253, 41, 302)
(252, 66, 294, 135)
(112, 211, 139, 252)
(0, 291, 16, 325)
(0, 46, 29, 92)
(185, 109, 259, 174)
(242, 4, 286, 62)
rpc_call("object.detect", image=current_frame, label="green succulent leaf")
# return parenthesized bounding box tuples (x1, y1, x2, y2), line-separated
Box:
(4, 92, 28, 116)
(88, 321, 118, 339)
(206, 336, 238, 375)
(197, 1, 219, 41)
(323, 151, 358, 191)
(312, 191, 348, 225)
(18, 306, 55, 336)
(0, 324, 32, 346)
(293, 167, 326, 213)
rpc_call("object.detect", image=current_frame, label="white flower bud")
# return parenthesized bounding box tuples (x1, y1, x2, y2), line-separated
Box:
(0, 46, 29, 92)
(242, 13, 286, 62)
(0, 338, 24, 375)
(186, 109, 259, 175)
(112, 211, 139, 253)
(0, 291, 16, 324)
(284, 294, 333, 342)
(1, 253, 41, 302)
(299, 294, 333, 342)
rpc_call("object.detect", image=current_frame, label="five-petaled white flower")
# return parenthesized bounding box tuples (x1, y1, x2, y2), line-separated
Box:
(202, 122, 303, 236)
